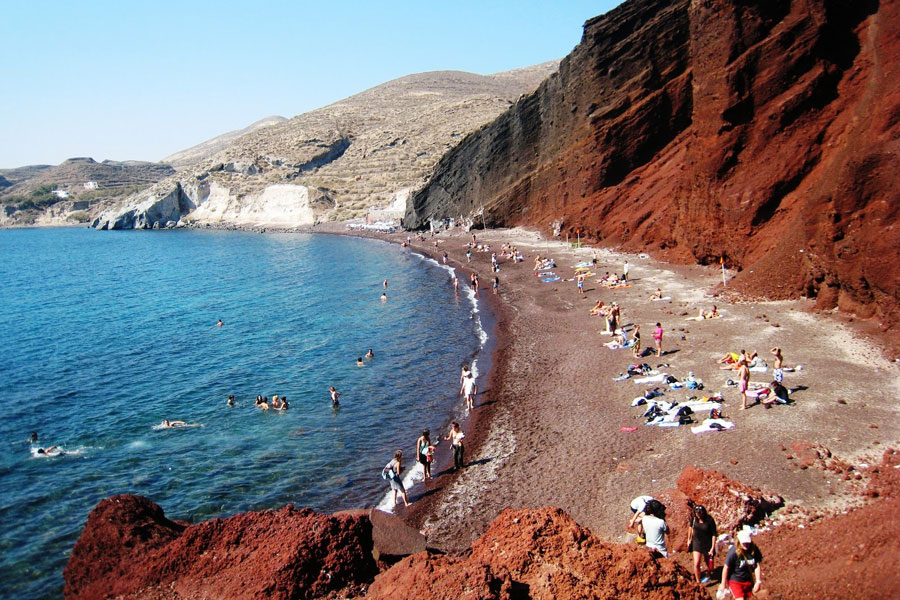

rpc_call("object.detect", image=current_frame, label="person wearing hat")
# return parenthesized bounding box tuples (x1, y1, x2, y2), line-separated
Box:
(686, 505, 718, 584)
(719, 527, 763, 599)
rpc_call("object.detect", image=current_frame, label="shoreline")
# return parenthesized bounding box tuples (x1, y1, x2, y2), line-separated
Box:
(360, 224, 899, 553)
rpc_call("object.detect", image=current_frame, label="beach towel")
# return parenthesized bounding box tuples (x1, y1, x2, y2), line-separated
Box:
(749, 359, 768, 373)
(541, 276, 561, 282)
(691, 419, 735, 434)
(633, 373, 667, 384)
(651, 296, 672, 302)
(575, 261, 592, 268)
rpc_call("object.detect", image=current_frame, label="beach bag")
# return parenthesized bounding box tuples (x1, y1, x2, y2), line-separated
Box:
(381, 462, 395, 480)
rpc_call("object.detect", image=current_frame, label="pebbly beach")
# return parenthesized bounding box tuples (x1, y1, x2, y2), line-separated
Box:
(352, 223, 900, 554)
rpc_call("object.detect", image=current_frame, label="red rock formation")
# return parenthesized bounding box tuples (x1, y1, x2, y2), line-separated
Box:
(652, 488, 693, 553)
(751, 448, 900, 599)
(64, 495, 378, 600)
(368, 507, 707, 600)
(407, 0, 900, 331)
(676, 465, 784, 532)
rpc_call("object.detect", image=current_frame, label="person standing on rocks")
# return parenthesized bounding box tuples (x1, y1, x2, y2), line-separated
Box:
(686, 505, 718, 584)
(719, 528, 762, 599)
(623, 260, 629, 281)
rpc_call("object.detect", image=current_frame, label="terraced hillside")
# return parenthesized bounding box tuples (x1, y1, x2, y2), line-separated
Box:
(94, 63, 558, 230)
(1, 158, 174, 226)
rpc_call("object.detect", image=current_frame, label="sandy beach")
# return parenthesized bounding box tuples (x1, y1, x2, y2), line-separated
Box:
(352, 225, 900, 553)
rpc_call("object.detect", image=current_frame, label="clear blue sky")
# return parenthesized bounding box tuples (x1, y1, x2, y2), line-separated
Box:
(1, 1, 622, 168)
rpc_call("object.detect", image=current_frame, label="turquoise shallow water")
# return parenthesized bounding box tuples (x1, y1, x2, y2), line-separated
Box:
(0, 227, 485, 599)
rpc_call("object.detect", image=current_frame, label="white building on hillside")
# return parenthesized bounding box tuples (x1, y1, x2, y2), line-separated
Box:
(84, 181, 98, 190)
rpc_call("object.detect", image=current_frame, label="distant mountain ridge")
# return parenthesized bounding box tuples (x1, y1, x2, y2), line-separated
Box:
(92, 63, 559, 230)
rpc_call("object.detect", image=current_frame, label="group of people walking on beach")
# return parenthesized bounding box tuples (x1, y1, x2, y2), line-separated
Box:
(629, 495, 763, 599)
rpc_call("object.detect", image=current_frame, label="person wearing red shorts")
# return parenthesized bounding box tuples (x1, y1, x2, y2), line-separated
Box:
(718, 528, 762, 599)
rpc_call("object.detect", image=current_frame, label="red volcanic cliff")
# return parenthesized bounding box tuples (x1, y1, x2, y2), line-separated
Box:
(406, 0, 899, 330)
(64, 453, 900, 600)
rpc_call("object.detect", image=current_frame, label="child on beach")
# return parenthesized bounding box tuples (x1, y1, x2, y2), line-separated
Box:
(461, 372, 476, 411)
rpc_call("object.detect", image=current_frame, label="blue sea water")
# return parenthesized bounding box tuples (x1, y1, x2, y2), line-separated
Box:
(0, 227, 487, 599)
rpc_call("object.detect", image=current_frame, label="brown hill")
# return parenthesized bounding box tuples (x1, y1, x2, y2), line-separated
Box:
(406, 0, 900, 331)
(0, 158, 174, 226)
(161, 115, 288, 170)
(93, 64, 558, 230)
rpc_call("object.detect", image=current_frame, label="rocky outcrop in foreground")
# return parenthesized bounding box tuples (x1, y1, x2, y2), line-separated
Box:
(64, 454, 900, 599)
(65, 498, 705, 600)
(407, 0, 900, 331)
(64, 496, 378, 600)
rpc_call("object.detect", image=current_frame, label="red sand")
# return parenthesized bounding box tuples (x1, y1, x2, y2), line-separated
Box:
(383, 225, 900, 599)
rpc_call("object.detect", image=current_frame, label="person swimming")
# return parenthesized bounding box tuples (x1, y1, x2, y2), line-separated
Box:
(160, 420, 187, 428)
(357, 357, 365, 367)
(227, 395, 235, 406)
(365, 349, 374, 359)
(216, 319, 223, 327)
(35, 446, 63, 456)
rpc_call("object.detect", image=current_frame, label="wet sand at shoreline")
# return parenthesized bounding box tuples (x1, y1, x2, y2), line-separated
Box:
(358, 225, 900, 553)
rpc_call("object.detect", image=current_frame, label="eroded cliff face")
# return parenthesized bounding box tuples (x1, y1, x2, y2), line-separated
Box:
(406, 0, 900, 330)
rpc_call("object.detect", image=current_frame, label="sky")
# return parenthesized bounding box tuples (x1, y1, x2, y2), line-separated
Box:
(1, 1, 623, 169)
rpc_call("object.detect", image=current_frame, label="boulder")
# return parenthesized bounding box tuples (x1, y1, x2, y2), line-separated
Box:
(64, 495, 378, 600)
(677, 466, 784, 532)
(368, 507, 706, 600)
(333, 508, 426, 560)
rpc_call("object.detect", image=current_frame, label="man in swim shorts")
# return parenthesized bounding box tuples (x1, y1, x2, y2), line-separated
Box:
(737, 360, 751, 410)
(771, 347, 784, 383)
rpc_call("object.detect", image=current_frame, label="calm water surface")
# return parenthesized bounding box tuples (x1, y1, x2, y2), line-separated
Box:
(0, 227, 486, 599)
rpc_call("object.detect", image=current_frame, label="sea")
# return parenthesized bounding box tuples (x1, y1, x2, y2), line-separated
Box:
(0, 227, 488, 599)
